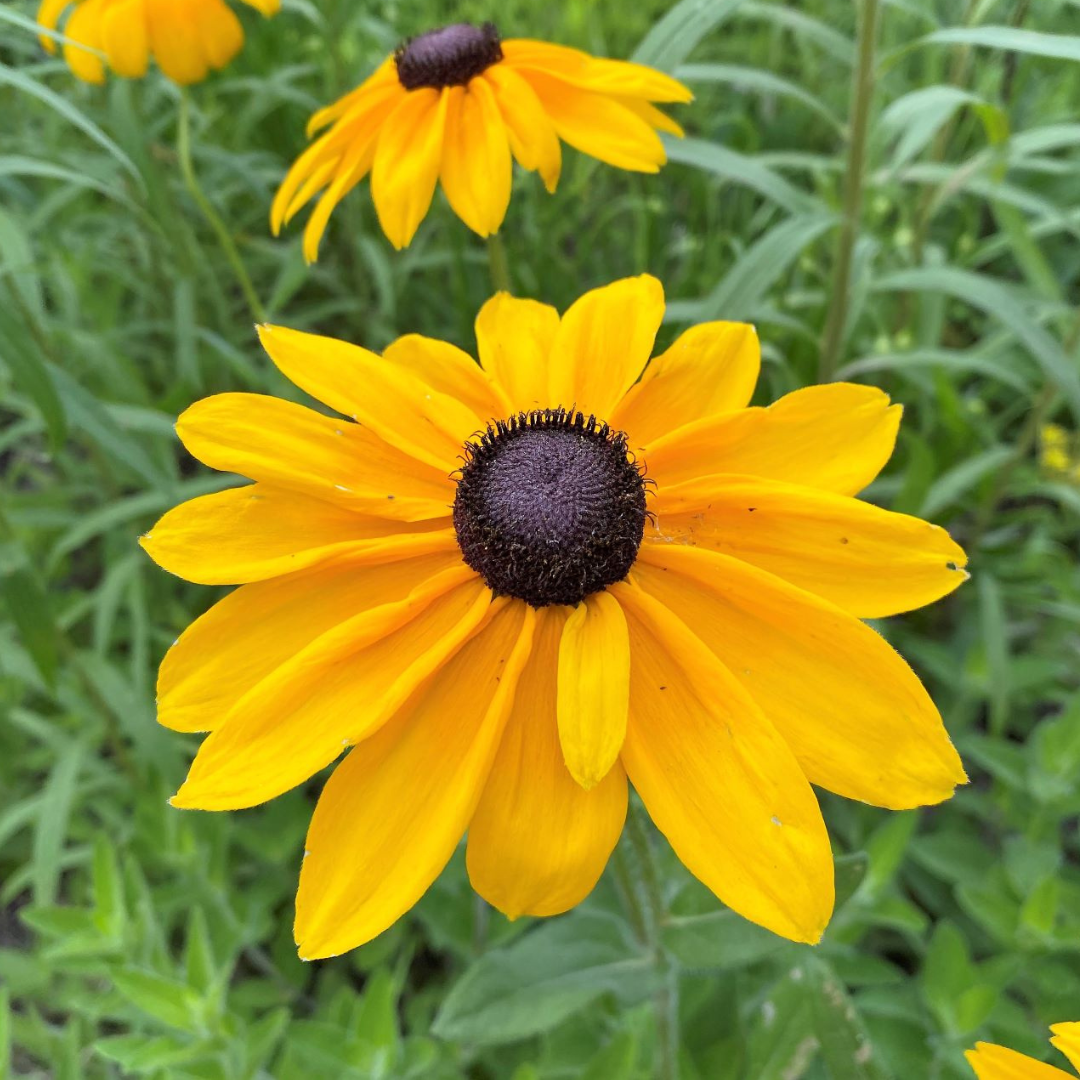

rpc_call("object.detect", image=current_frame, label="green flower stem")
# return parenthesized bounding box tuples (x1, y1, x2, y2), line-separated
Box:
(486, 232, 512, 294)
(818, 0, 881, 383)
(176, 91, 267, 325)
(617, 801, 680, 1080)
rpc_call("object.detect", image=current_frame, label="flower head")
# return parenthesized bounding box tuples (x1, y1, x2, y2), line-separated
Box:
(967, 1023, 1080, 1078)
(38, 0, 279, 85)
(272, 23, 692, 258)
(142, 275, 969, 959)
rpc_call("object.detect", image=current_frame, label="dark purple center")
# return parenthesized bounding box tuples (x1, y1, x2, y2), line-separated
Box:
(453, 409, 647, 608)
(395, 22, 503, 90)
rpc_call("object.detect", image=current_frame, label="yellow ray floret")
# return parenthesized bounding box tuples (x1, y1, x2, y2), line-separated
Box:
(271, 23, 692, 258)
(38, 0, 279, 85)
(967, 1022, 1080, 1079)
(141, 274, 969, 959)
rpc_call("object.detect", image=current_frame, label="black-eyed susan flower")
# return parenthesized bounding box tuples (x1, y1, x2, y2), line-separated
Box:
(38, 0, 279, 85)
(142, 275, 968, 959)
(967, 1023, 1080, 1079)
(271, 22, 691, 259)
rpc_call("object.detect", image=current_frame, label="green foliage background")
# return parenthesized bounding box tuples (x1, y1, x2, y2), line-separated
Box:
(2, 0, 1080, 1076)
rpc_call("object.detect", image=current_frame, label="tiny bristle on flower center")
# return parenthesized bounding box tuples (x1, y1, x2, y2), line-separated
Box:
(394, 22, 503, 91)
(453, 409, 648, 608)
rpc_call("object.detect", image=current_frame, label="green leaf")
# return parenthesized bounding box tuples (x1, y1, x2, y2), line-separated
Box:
(0, 545, 59, 689)
(433, 913, 653, 1046)
(667, 213, 836, 322)
(110, 968, 207, 1034)
(0, 62, 141, 183)
(835, 852, 871, 911)
(661, 909, 789, 970)
(924, 26, 1080, 63)
(632, 0, 746, 70)
(879, 86, 983, 169)
(675, 63, 842, 129)
(875, 267, 1080, 421)
(31, 741, 83, 905)
(664, 137, 820, 214)
(805, 957, 891, 1079)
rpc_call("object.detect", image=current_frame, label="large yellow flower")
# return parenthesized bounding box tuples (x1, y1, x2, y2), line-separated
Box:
(142, 275, 968, 959)
(272, 22, 691, 259)
(968, 1023, 1080, 1079)
(38, 0, 279, 85)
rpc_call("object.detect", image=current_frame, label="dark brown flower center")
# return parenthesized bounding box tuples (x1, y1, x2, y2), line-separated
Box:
(453, 409, 647, 608)
(394, 23, 503, 91)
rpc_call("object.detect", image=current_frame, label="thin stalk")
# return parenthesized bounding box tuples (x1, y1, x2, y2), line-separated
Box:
(620, 803, 679, 1080)
(176, 91, 266, 324)
(818, 0, 881, 383)
(486, 232, 512, 294)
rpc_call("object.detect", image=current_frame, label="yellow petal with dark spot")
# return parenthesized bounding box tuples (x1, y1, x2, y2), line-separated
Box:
(634, 545, 967, 809)
(613, 581, 834, 945)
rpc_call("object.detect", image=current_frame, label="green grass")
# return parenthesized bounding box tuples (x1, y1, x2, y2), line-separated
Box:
(2, 0, 1080, 1077)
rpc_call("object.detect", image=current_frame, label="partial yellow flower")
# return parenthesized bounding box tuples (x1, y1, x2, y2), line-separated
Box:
(38, 0, 279, 85)
(272, 22, 692, 259)
(967, 1022, 1080, 1079)
(141, 275, 969, 959)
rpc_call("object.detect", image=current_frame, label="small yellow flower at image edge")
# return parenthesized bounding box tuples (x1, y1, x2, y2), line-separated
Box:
(139, 274, 970, 960)
(37, 0, 280, 85)
(967, 1022, 1080, 1078)
(273, 21, 693, 259)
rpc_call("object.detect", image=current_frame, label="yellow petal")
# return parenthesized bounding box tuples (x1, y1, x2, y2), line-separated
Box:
(518, 70, 666, 173)
(175, 393, 454, 518)
(1051, 1024, 1080, 1073)
(62, 0, 107, 84)
(371, 87, 448, 249)
(141, 483, 454, 585)
(305, 58, 397, 137)
(475, 292, 560, 413)
(467, 606, 626, 917)
(617, 97, 684, 137)
(256, 325, 478, 470)
(610, 321, 760, 445)
(101, 0, 149, 77)
(642, 383, 902, 496)
(172, 569, 489, 810)
(612, 580, 834, 944)
(634, 544, 967, 809)
(146, 0, 208, 84)
(157, 546, 462, 733)
(194, 0, 243, 71)
(301, 135, 377, 263)
(484, 65, 561, 192)
(557, 592, 629, 789)
(502, 40, 692, 103)
(547, 275, 665, 419)
(439, 79, 512, 238)
(965, 1044, 1073, 1080)
(650, 475, 969, 618)
(294, 599, 534, 958)
(236, 0, 279, 15)
(272, 81, 403, 233)
(382, 333, 510, 421)
(37, 0, 69, 53)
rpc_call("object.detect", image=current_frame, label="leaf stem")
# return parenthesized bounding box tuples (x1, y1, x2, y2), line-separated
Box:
(618, 802, 679, 1080)
(818, 0, 881, 382)
(176, 91, 266, 324)
(486, 232, 512, 294)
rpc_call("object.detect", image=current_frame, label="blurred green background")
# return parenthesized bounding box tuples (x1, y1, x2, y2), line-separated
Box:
(2, 0, 1080, 1077)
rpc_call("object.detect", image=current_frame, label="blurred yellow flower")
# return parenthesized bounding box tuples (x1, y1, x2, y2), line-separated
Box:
(967, 1022, 1080, 1079)
(1040, 423, 1078, 476)
(272, 22, 692, 258)
(38, 0, 279, 85)
(141, 276, 968, 959)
